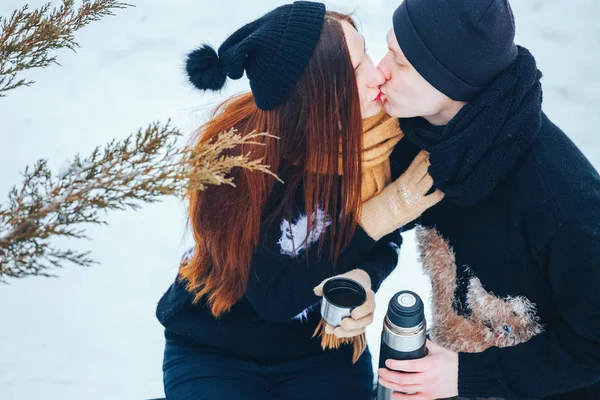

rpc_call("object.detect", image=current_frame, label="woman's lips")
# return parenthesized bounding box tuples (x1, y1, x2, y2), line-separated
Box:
(374, 92, 382, 102)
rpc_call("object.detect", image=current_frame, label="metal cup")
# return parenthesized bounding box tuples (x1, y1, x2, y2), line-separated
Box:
(320, 277, 367, 327)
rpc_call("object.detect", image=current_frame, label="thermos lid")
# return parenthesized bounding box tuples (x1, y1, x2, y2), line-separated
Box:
(387, 290, 424, 328)
(322, 278, 366, 308)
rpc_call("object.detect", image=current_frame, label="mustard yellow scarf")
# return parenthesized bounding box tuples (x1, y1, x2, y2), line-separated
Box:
(308, 110, 404, 200)
(313, 111, 404, 363)
(359, 110, 404, 201)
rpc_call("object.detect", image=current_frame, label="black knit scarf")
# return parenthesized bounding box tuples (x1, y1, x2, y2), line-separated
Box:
(400, 46, 543, 207)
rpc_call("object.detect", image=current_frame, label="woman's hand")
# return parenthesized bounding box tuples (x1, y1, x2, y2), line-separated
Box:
(359, 151, 444, 240)
(313, 269, 375, 338)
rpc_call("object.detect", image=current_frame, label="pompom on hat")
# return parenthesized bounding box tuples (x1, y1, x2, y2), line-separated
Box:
(186, 1, 326, 110)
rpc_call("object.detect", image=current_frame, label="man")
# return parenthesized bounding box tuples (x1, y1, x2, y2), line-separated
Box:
(375, 0, 600, 399)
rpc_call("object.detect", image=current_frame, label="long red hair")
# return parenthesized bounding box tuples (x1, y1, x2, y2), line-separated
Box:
(179, 12, 364, 317)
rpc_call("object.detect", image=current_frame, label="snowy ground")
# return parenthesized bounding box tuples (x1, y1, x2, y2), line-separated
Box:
(0, 0, 598, 399)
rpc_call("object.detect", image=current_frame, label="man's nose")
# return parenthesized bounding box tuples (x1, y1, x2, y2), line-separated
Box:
(373, 67, 386, 86)
(377, 56, 391, 81)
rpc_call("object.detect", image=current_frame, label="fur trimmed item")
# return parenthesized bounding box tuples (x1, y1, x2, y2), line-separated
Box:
(416, 227, 543, 353)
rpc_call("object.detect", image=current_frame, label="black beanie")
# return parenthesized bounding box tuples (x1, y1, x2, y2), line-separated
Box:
(393, 0, 518, 101)
(186, 1, 326, 111)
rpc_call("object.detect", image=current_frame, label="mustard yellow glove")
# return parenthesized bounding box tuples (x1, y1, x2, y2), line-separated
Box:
(359, 151, 444, 240)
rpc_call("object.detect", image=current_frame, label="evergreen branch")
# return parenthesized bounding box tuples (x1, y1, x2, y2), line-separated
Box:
(0, 0, 131, 96)
(0, 122, 281, 280)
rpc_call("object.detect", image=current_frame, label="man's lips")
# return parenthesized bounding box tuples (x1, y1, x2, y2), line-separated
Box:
(374, 92, 382, 101)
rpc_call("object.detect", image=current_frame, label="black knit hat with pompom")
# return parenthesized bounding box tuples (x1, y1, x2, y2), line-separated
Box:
(186, 1, 326, 111)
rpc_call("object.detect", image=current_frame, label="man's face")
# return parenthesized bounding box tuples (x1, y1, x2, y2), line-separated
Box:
(377, 29, 450, 119)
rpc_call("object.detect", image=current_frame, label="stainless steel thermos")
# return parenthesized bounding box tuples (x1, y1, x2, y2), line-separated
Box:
(376, 290, 427, 400)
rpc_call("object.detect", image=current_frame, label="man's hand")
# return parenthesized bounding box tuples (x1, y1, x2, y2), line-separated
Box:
(377, 340, 459, 400)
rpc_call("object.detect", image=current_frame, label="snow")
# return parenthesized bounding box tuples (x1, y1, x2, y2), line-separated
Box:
(57, 161, 73, 180)
(0, 0, 598, 399)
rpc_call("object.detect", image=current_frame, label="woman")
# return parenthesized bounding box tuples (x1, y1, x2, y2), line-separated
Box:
(156, 2, 443, 399)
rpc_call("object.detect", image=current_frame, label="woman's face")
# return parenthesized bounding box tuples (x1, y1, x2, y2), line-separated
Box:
(341, 21, 386, 119)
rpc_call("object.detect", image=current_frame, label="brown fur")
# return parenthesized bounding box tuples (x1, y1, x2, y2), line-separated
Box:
(416, 227, 543, 353)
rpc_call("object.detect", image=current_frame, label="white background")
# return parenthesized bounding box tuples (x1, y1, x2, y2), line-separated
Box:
(0, 0, 598, 399)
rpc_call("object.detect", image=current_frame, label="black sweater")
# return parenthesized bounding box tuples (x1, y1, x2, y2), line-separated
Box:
(156, 182, 402, 362)
(389, 49, 600, 400)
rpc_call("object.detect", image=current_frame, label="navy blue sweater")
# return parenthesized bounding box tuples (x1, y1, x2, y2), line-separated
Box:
(390, 49, 600, 400)
(156, 181, 402, 362)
